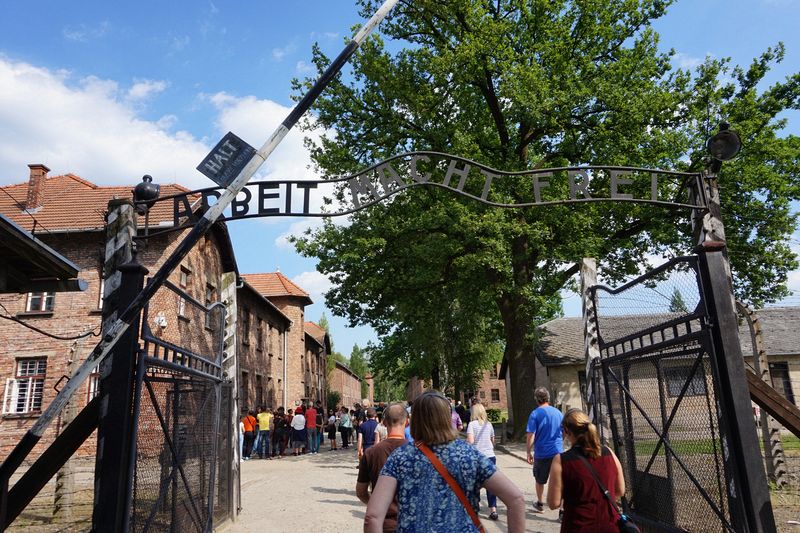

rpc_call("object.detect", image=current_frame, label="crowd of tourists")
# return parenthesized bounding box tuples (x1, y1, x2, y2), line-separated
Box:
(238, 399, 387, 460)
(239, 387, 632, 532)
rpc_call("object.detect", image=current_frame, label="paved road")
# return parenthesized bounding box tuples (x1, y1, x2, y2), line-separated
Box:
(227, 444, 561, 533)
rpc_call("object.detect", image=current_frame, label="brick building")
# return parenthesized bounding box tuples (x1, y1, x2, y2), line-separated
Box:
(0, 164, 238, 458)
(240, 273, 320, 408)
(331, 360, 362, 409)
(462, 363, 509, 411)
(236, 281, 291, 412)
(304, 321, 330, 405)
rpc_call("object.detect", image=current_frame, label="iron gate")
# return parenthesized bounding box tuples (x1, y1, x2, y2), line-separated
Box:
(589, 256, 739, 532)
(127, 279, 232, 532)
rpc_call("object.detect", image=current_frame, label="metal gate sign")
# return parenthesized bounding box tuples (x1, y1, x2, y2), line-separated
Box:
(163, 151, 705, 230)
(196, 132, 257, 188)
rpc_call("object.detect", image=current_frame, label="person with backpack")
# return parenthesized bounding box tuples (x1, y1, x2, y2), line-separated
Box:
(272, 407, 287, 458)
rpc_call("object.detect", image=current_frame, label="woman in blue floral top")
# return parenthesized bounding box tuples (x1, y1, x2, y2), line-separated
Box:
(364, 391, 525, 532)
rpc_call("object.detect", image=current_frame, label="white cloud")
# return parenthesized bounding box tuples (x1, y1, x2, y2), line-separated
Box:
(274, 219, 324, 249)
(0, 57, 209, 188)
(127, 79, 169, 102)
(272, 43, 296, 62)
(309, 31, 340, 41)
(291, 270, 333, 304)
(62, 21, 111, 42)
(673, 52, 704, 71)
(171, 35, 191, 51)
(296, 60, 314, 74)
(204, 91, 325, 181)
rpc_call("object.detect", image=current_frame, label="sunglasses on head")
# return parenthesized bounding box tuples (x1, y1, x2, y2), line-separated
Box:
(416, 390, 448, 403)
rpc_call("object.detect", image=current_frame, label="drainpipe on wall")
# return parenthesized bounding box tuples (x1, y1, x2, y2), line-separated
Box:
(283, 327, 288, 407)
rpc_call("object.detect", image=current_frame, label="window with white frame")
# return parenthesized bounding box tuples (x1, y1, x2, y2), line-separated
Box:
(4, 358, 47, 414)
(204, 282, 217, 329)
(179, 266, 191, 288)
(98, 278, 105, 310)
(26, 292, 54, 313)
(87, 365, 100, 401)
(178, 295, 187, 318)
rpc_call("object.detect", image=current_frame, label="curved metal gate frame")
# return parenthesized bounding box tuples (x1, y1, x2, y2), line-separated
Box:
(589, 253, 773, 532)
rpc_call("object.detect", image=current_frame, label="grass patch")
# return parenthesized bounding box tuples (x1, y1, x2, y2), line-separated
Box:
(633, 438, 719, 456)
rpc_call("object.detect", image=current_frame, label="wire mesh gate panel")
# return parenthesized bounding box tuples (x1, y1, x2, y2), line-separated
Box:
(590, 256, 735, 532)
(128, 280, 231, 533)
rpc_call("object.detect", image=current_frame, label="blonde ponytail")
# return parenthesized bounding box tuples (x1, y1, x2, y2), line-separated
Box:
(563, 409, 602, 459)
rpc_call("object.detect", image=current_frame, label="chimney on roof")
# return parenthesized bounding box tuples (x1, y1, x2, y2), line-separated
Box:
(25, 163, 49, 211)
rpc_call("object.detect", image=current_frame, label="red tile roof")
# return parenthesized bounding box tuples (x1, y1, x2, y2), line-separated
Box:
(305, 321, 327, 343)
(242, 272, 313, 304)
(0, 173, 192, 233)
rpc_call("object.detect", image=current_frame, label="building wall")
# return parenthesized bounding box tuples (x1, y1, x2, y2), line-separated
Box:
(463, 364, 509, 412)
(236, 287, 288, 412)
(545, 364, 586, 412)
(0, 231, 104, 458)
(303, 337, 326, 405)
(0, 226, 234, 459)
(266, 295, 305, 407)
(331, 364, 361, 409)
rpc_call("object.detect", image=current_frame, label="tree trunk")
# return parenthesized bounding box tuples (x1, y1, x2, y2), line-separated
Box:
(504, 325, 537, 439)
(499, 234, 538, 439)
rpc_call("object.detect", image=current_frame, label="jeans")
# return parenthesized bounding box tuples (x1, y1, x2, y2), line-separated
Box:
(243, 431, 256, 458)
(307, 428, 319, 453)
(255, 430, 271, 458)
(486, 456, 497, 508)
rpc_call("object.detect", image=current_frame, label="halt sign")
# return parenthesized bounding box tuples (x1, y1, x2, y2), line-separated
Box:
(196, 131, 257, 187)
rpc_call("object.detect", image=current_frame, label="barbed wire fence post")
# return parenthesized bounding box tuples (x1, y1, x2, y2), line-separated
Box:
(736, 301, 788, 488)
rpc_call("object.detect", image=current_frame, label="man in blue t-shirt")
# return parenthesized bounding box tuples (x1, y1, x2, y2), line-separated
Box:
(526, 387, 563, 513)
(357, 407, 379, 459)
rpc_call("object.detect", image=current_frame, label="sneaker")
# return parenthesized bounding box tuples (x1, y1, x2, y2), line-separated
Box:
(489, 512, 498, 521)
(532, 501, 544, 513)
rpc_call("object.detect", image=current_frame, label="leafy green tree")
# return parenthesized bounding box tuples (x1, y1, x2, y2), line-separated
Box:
(294, 1, 800, 436)
(327, 390, 342, 411)
(319, 313, 347, 379)
(371, 366, 407, 402)
(669, 288, 688, 313)
(349, 344, 370, 399)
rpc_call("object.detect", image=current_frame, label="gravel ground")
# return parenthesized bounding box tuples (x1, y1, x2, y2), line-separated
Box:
(226, 445, 561, 533)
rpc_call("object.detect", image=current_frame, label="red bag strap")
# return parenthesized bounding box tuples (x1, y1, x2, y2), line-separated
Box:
(415, 442, 485, 533)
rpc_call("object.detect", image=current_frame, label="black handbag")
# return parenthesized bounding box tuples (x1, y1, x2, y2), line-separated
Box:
(576, 451, 641, 533)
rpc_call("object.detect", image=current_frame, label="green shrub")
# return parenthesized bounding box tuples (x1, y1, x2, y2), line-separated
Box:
(486, 408, 502, 423)
(327, 391, 341, 411)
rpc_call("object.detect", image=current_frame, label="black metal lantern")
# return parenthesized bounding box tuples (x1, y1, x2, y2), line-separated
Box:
(133, 175, 160, 214)
(707, 122, 742, 164)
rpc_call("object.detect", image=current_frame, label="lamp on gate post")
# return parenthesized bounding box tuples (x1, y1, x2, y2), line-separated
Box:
(133, 175, 160, 251)
(706, 121, 742, 173)
(133, 175, 160, 214)
(696, 121, 776, 532)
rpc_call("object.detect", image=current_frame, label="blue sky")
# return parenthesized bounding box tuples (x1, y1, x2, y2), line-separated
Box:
(1, 1, 799, 353)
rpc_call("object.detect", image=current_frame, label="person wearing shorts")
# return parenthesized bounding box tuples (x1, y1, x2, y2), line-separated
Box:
(526, 387, 563, 513)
